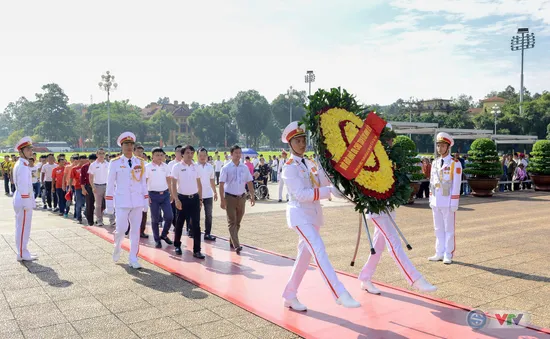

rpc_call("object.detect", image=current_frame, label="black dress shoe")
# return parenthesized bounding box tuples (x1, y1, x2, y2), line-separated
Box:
(155, 241, 162, 248)
(175, 247, 182, 255)
(230, 243, 235, 249)
(161, 236, 173, 245)
(204, 234, 216, 241)
(188, 232, 193, 238)
(193, 252, 205, 259)
(236, 246, 243, 255)
(140, 233, 149, 239)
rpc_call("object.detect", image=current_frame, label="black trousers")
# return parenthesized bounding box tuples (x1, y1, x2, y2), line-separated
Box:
(174, 193, 201, 253)
(45, 181, 53, 208)
(84, 185, 95, 225)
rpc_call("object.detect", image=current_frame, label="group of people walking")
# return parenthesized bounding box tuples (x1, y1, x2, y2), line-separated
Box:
(10, 123, 463, 312)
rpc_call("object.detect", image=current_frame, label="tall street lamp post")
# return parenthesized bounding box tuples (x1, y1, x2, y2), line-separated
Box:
(304, 70, 315, 146)
(99, 71, 118, 154)
(304, 70, 315, 98)
(511, 28, 535, 115)
(286, 86, 297, 124)
(491, 104, 501, 135)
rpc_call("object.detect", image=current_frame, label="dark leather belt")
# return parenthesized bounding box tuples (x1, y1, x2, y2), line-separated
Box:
(178, 193, 198, 199)
(94, 183, 106, 186)
(225, 192, 245, 198)
(150, 189, 169, 195)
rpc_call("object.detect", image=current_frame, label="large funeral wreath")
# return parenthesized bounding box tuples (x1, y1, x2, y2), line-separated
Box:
(302, 87, 413, 215)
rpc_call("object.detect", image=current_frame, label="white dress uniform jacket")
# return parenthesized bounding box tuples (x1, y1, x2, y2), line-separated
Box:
(281, 155, 331, 228)
(13, 158, 34, 210)
(13, 157, 35, 260)
(429, 154, 462, 209)
(105, 155, 148, 210)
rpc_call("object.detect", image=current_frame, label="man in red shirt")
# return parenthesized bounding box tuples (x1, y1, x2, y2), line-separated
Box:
(81, 154, 95, 226)
(69, 156, 85, 224)
(52, 157, 67, 217)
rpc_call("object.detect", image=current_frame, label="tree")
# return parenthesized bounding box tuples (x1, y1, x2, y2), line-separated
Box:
(270, 90, 307, 128)
(232, 90, 270, 147)
(451, 94, 474, 111)
(3, 97, 38, 137)
(6, 129, 25, 149)
(211, 100, 238, 147)
(262, 116, 282, 148)
(149, 110, 178, 144)
(33, 84, 79, 144)
(188, 106, 230, 147)
(157, 97, 170, 105)
(547, 123, 550, 140)
(88, 100, 146, 147)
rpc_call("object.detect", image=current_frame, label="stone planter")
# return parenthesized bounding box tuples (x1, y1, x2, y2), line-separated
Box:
(408, 182, 421, 204)
(467, 178, 499, 197)
(530, 174, 550, 191)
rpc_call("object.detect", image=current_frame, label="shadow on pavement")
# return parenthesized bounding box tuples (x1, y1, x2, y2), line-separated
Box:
(453, 261, 550, 283)
(23, 261, 73, 287)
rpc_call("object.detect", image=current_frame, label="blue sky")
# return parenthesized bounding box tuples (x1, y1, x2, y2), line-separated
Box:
(0, 0, 548, 111)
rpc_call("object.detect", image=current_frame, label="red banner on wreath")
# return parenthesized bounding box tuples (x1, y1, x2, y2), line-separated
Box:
(334, 112, 387, 180)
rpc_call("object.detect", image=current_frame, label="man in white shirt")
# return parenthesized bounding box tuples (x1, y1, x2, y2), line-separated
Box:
(145, 147, 173, 248)
(252, 156, 259, 169)
(219, 145, 255, 254)
(278, 151, 288, 202)
(167, 145, 183, 229)
(271, 156, 278, 182)
(133, 144, 149, 238)
(197, 148, 218, 242)
(28, 157, 40, 203)
(170, 145, 204, 259)
(214, 155, 223, 185)
(88, 148, 112, 226)
(40, 154, 57, 210)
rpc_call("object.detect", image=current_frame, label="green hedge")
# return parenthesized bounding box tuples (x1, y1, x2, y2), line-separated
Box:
(464, 138, 502, 178)
(393, 135, 424, 181)
(527, 140, 550, 175)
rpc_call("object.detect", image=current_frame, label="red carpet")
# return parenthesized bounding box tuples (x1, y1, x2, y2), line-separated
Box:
(84, 226, 550, 339)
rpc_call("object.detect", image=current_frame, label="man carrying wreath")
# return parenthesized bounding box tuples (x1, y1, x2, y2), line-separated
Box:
(281, 121, 361, 311)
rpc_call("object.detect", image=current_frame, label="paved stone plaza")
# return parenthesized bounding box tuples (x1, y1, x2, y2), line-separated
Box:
(0, 183, 549, 338)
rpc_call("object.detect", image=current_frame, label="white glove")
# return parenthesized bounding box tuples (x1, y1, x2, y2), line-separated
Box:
(329, 186, 346, 199)
(450, 206, 458, 212)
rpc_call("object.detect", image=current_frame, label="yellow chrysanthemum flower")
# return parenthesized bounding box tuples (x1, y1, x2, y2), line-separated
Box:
(320, 108, 395, 194)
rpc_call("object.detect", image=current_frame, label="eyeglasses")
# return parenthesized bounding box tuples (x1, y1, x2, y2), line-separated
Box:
(97, 152, 105, 155)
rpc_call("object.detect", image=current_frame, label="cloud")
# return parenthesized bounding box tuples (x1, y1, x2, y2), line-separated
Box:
(0, 0, 547, 113)
(390, 0, 550, 24)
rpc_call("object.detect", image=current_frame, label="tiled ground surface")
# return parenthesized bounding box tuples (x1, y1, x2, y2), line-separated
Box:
(0, 188, 299, 339)
(210, 190, 550, 330)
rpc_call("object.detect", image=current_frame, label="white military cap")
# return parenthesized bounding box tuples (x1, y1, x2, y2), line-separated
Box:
(386, 123, 393, 131)
(281, 121, 306, 143)
(436, 132, 454, 147)
(15, 136, 33, 151)
(117, 132, 136, 147)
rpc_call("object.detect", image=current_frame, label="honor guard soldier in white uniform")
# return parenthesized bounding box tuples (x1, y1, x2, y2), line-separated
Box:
(428, 132, 462, 265)
(13, 137, 38, 262)
(358, 124, 437, 294)
(105, 132, 148, 269)
(281, 121, 360, 311)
